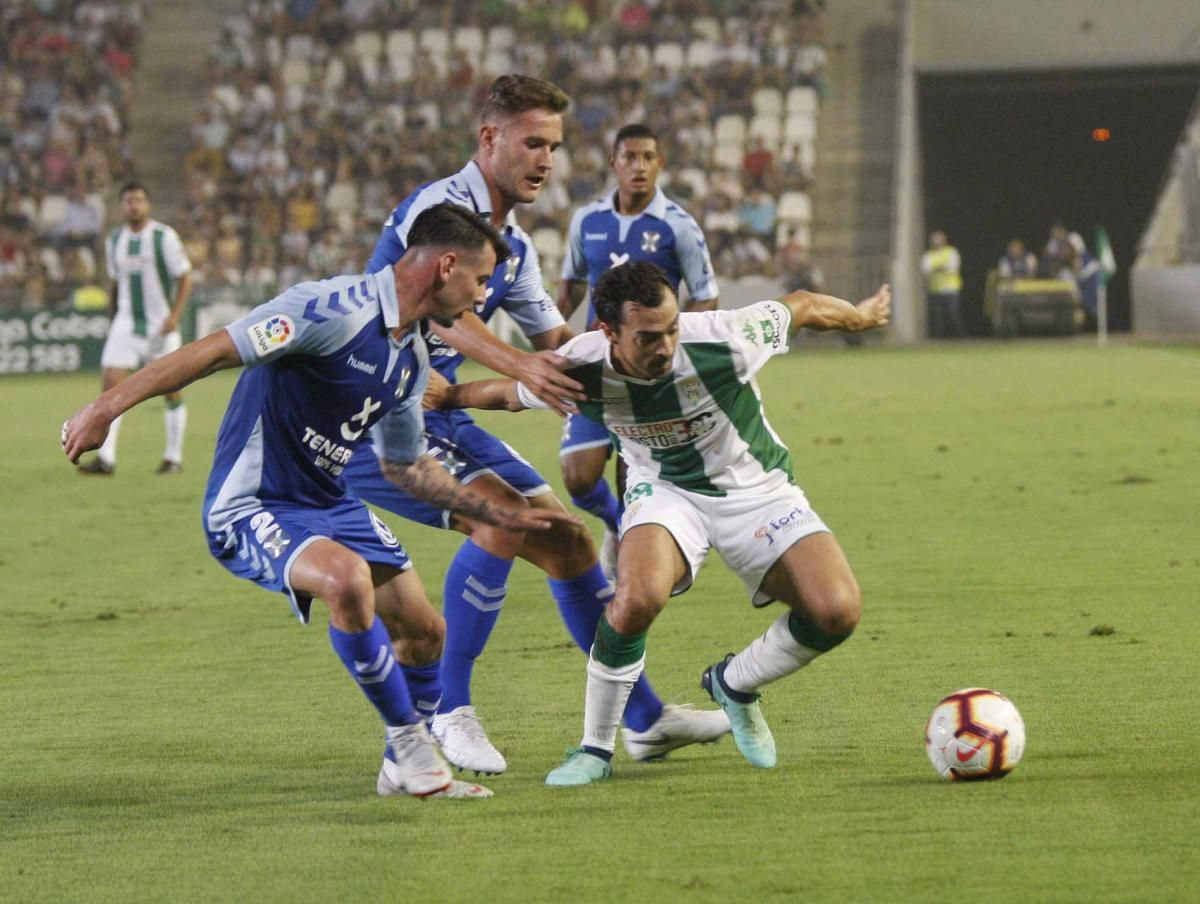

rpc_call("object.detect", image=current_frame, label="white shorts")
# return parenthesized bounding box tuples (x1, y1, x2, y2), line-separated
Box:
(100, 322, 181, 370)
(620, 478, 830, 606)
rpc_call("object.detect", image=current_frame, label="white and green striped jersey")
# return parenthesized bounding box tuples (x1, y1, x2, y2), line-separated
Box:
(519, 301, 795, 496)
(105, 220, 191, 336)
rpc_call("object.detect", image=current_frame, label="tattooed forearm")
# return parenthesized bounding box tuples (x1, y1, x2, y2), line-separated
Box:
(381, 456, 501, 525)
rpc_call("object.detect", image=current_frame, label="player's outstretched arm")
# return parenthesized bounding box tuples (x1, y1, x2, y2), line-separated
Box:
(429, 312, 583, 416)
(61, 330, 241, 463)
(783, 283, 892, 333)
(440, 378, 527, 412)
(380, 455, 580, 533)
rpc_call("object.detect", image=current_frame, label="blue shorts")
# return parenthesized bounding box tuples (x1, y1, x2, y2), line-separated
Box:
(559, 412, 613, 457)
(206, 496, 411, 624)
(343, 409, 551, 529)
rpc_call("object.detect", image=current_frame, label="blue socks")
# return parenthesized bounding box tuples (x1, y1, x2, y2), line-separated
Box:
(439, 539, 512, 712)
(570, 480, 622, 535)
(548, 563, 664, 732)
(328, 616, 418, 726)
(403, 662, 442, 725)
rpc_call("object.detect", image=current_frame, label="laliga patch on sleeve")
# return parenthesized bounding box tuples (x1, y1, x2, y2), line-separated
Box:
(246, 314, 295, 357)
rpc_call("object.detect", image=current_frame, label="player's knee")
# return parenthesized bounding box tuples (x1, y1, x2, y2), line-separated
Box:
(470, 521, 525, 559)
(561, 460, 601, 500)
(808, 581, 861, 637)
(557, 518, 597, 572)
(319, 556, 374, 618)
(608, 589, 665, 635)
(405, 610, 445, 663)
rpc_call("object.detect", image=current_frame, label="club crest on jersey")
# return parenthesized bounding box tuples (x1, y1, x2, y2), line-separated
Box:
(504, 254, 520, 283)
(641, 231, 661, 253)
(247, 314, 294, 357)
(680, 377, 701, 402)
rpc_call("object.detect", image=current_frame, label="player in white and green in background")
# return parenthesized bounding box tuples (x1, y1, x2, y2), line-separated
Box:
(439, 261, 891, 785)
(79, 181, 193, 476)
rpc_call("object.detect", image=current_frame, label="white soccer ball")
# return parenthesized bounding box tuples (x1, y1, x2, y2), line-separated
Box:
(925, 687, 1026, 781)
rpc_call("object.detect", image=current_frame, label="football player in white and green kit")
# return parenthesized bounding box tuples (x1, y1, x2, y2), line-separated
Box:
(78, 181, 193, 475)
(440, 261, 891, 785)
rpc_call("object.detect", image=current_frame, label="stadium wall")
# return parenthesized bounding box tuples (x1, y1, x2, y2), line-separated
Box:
(1131, 266, 1200, 336)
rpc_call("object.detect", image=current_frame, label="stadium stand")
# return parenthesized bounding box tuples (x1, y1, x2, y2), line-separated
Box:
(176, 0, 826, 295)
(0, 0, 142, 310)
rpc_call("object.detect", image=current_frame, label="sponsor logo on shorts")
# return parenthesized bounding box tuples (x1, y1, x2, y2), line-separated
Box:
(247, 315, 294, 357)
(753, 505, 817, 546)
(610, 411, 715, 449)
(369, 511, 400, 548)
(249, 511, 291, 558)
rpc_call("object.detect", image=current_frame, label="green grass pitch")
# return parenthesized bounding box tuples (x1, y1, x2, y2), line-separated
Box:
(2, 341, 1198, 902)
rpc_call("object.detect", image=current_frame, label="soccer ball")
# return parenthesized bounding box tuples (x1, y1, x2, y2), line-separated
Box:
(925, 687, 1026, 781)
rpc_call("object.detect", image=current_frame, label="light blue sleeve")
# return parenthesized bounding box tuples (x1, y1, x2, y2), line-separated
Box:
(224, 275, 376, 367)
(671, 210, 720, 302)
(502, 232, 567, 338)
(371, 396, 428, 464)
(561, 208, 588, 282)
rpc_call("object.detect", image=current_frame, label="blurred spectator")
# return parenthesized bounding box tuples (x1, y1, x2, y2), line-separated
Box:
(743, 136, 774, 190)
(1071, 234, 1102, 328)
(56, 184, 102, 249)
(921, 229, 963, 338)
(997, 239, 1038, 279)
(1042, 223, 1075, 279)
(738, 189, 778, 246)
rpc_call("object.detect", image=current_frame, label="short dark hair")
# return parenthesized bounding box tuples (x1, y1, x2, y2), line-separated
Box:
(119, 180, 149, 199)
(592, 261, 674, 329)
(479, 74, 570, 124)
(612, 123, 658, 154)
(406, 202, 511, 263)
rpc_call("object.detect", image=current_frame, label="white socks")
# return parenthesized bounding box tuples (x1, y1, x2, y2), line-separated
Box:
(164, 402, 187, 463)
(97, 414, 122, 466)
(723, 614, 821, 696)
(581, 653, 644, 753)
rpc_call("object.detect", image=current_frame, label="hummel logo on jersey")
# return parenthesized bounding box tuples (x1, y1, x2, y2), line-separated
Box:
(347, 353, 377, 375)
(641, 231, 661, 253)
(354, 645, 395, 685)
(585, 232, 608, 241)
(609, 252, 630, 268)
(340, 396, 381, 442)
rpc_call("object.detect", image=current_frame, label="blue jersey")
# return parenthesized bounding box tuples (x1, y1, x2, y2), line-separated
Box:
(562, 186, 718, 322)
(203, 271, 430, 536)
(367, 160, 563, 383)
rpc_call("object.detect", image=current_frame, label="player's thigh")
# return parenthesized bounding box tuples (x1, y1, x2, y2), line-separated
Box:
(287, 538, 374, 613)
(712, 484, 833, 606)
(760, 531, 861, 635)
(606, 523, 690, 634)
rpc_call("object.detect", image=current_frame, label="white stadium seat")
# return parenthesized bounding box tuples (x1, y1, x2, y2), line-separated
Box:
(482, 48, 513, 76)
(776, 221, 811, 250)
(653, 42, 684, 73)
(674, 167, 710, 201)
(714, 114, 746, 144)
(419, 28, 449, 57)
(285, 34, 314, 60)
(487, 25, 515, 50)
(38, 194, 67, 234)
(532, 227, 563, 264)
(352, 31, 383, 60)
(777, 190, 813, 224)
(752, 87, 783, 117)
(712, 140, 743, 171)
(359, 55, 380, 85)
(281, 58, 310, 88)
(786, 86, 819, 116)
(322, 56, 345, 92)
(784, 113, 817, 144)
(748, 114, 782, 149)
(388, 54, 413, 84)
(386, 29, 415, 59)
(454, 26, 484, 57)
(692, 17, 721, 42)
(685, 40, 716, 70)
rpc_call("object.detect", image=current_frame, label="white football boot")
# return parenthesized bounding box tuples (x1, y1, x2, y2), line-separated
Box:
(377, 721, 455, 797)
(431, 705, 507, 775)
(621, 703, 731, 762)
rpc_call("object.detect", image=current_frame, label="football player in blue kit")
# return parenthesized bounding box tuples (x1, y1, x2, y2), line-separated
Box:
(62, 204, 576, 800)
(342, 77, 728, 775)
(556, 124, 720, 574)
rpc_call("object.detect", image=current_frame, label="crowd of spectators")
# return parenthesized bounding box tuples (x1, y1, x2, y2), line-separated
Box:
(0, 0, 141, 309)
(180, 0, 828, 296)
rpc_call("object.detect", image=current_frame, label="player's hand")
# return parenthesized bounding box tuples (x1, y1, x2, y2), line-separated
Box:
(422, 369, 452, 410)
(517, 350, 585, 417)
(61, 399, 117, 464)
(854, 284, 892, 330)
(490, 505, 584, 533)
